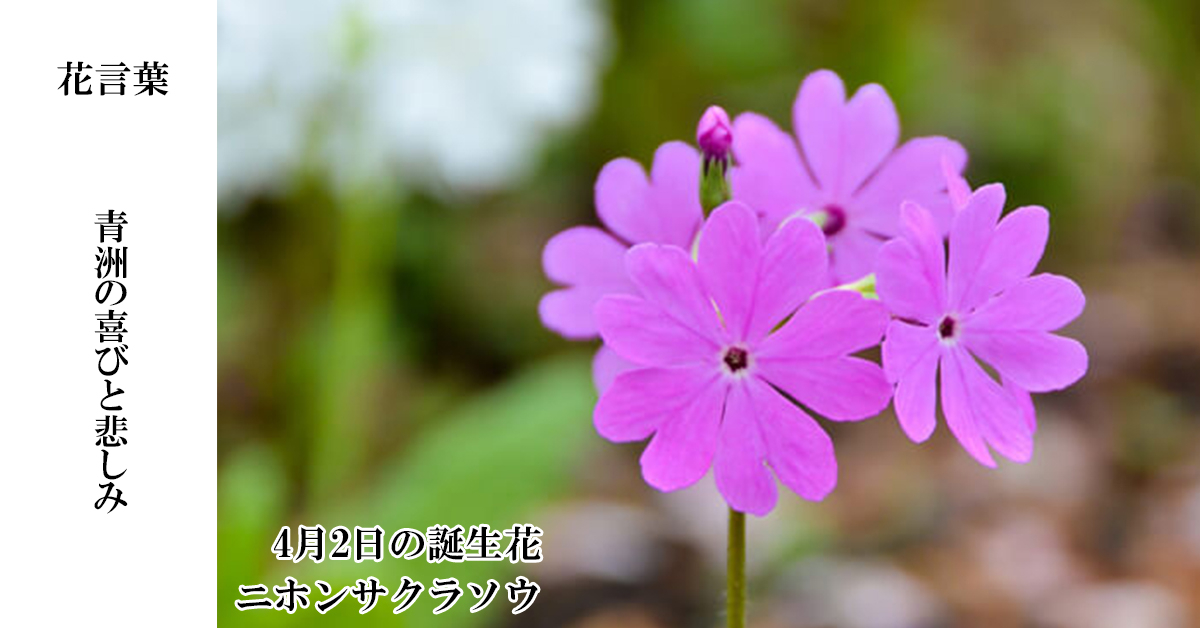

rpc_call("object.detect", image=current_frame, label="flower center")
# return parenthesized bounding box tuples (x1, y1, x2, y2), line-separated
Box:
(821, 204, 847, 236)
(938, 315, 957, 341)
(723, 346, 749, 373)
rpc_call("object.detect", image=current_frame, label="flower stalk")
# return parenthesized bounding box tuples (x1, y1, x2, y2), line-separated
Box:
(727, 508, 746, 628)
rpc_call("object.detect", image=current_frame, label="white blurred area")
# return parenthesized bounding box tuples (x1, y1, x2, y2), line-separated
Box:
(218, 0, 610, 205)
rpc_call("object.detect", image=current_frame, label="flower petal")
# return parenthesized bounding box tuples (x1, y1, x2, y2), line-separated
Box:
(881, 319, 939, 383)
(946, 183, 1006, 310)
(593, 345, 636, 394)
(875, 202, 947, 324)
(594, 365, 717, 442)
(941, 348, 1033, 466)
(744, 215, 828, 342)
(957, 349, 1034, 463)
(894, 345, 939, 443)
(539, 226, 632, 338)
(839, 83, 900, 195)
(714, 383, 777, 516)
(793, 69, 847, 195)
(758, 355, 892, 422)
(882, 319, 940, 442)
(594, 142, 702, 248)
(760, 290, 888, 361)
(626, 243, 723, 342)
(793, 72, 898, 197)
(943, 156, 972, 211)
(646, 141, 705, 247)
(855, 137, 967, 236)
(640, 380, 728, 492)
(539, 286, 611, 340)
(594, 157, 647, 243)
(595, 295, 717, 367)
(697, 201, 761, 340)
(957, 205, 1049, 312)
(829, 226, 885, 284)
(1004, 377, 1038, 434)
(730, 112, 817, 229)
(542, 226, 629, 287)
(963, 330, 1088, 393)
(967, 274, 1085, 333)
(751, 377, 837, 501)
(939, 348, 997, 467)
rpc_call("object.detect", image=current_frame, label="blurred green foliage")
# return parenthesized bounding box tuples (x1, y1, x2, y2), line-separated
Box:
(219, 356, 598, 624)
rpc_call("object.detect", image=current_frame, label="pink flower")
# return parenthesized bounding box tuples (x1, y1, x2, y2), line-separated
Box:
(731, 69, 967, 284)
(697, 105, 733, 162)
(943, 161, 1041, 435)
(593, 202, 891, 515)
(539, 142, 703, 389)
(875, 184, 1088, 467)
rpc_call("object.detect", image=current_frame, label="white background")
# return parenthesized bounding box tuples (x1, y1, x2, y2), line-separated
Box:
(1, 1, 215, 624)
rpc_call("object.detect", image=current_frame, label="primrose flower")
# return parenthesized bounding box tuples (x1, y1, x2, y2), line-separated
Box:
(876, 185, 1087, 466)
(594, 202, 891, 515)
(943, 162, 1040, 434)
(540, 141, 704, 389)
(731, 69, 967, 284)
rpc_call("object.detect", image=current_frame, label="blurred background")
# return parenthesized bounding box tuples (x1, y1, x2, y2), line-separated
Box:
(217, 0, 1200, 626)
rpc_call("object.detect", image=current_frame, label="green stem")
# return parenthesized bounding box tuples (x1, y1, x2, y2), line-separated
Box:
(727, 508, 746, 628)
(311, 190, 397, 507)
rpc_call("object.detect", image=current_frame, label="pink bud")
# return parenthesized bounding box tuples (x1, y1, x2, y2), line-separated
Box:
(696, 105, 732, 160)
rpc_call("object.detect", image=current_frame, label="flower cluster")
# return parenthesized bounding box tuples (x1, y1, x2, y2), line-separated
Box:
(540, 70, 1087, 515)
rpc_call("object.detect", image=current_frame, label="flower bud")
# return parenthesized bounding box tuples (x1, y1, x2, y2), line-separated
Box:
(697, 106, 733, 214)
(696, 105, 732, 162)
